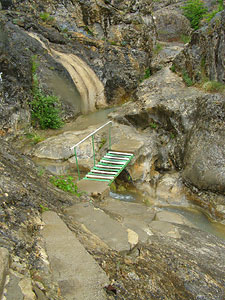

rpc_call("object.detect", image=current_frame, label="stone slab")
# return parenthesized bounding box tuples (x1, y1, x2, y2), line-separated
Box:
(65, 203, 131, 251)
(77, 179, 110, 199)
(42, 211, 109, 300)
(0, 247, 9, 299)
(99, 198, 156, 242)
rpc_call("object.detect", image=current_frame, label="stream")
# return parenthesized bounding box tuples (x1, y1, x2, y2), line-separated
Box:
(29, 107, 225, 241)
(109, 190, 225, 240)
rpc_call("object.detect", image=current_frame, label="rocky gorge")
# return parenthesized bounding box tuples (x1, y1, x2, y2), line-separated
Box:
(0, 0, 225, 299)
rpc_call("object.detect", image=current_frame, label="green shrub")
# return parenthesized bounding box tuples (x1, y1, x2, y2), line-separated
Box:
(182, 0, 208, 30)
(182, 70, 193, 86)
(31, 56, 64, 129)
(50, 175, 81, 196)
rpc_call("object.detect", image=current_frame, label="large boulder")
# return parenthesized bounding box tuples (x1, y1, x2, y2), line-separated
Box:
(173, 10, 225, 83)
(183, 93, 225, 194)
(154, 7, 192, 42)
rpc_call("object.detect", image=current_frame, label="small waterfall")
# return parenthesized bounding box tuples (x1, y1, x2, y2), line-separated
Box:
(28, 32, 106, 114)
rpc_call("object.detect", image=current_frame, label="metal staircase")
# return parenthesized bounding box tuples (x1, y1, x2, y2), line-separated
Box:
(84, 150, 134, 184)
(70, 121, 134, 186)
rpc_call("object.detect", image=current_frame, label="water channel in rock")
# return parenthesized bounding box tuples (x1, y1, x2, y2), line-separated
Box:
(109, 190, 225, 240)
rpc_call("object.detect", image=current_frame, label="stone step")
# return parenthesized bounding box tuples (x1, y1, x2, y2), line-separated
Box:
(41, 211, 109, 300)
(65, 203, 137, 252)
(98, 198, 156, 243)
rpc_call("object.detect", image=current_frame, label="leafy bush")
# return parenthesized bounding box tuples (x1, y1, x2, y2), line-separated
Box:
(31, 56, 64, 129)
(50, 175, 81, 196)
(182, 0, 208, 30)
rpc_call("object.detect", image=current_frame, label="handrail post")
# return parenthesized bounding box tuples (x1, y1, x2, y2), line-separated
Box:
(74, 147, 81, 180)
(109, 124, 111, 150)
(92, 134, 95, 166)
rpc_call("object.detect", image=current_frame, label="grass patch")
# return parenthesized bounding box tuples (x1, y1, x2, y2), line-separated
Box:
(202, 81, 225, 93)
(50, 175, 81, 196)
(25, 131, 45, 144)
(182, 70, 193, 86)
(180, 34, 191, 44)
(153, 43, 163, 55)
(39, 12, 54, 23)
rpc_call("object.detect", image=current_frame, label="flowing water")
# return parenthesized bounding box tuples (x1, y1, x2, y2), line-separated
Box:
(109, 190, 225, 240)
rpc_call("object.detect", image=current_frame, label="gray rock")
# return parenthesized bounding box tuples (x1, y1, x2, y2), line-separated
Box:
(65, 203, 131, 251)
(3, 273, 24, 300)
(183, 94, 225, 194)
(42, 211, 109, 300)
(173, 10, 225, 83)
(155, 210, 194, 227)
(0, 247, 9, 298)
(154, 7, 192, 42)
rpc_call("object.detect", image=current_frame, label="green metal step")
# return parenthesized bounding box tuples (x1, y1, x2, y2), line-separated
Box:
(108, 151, 133, 156)
(93, 167, 118, 174)
(83, 177, 111, 182)
(97, 163, 122, 169)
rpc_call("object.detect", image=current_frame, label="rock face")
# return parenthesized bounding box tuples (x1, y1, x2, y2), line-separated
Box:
(173, 10, 225, 83)
(110, 66, 225, 219)
(183, 93, 225, 194)
(0, 0, 156, 132)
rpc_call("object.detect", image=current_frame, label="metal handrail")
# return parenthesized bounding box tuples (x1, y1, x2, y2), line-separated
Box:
(71, 121, 112, 180)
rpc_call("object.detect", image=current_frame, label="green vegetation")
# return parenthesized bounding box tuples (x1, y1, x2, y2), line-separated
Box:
(182, 0, 223, 29)
(153, 43, 163, 55)
(83, 26, 94, 36)
(25, 131, 45, 144)
(143, 68, 151, 79)
(30, 55, 64, 129)
(149, 122, 157, 129)
(50, 175, 81, 196)
(40, 204, 49, 213)
(182, 70, 193, 86)
(180, 34, 191, 44)
(202, 81, 225, 93)
(170, 64, 176, 73)
(99, 137, 106, 150)
(182, 0, 208, 30)
(203, 0, 224, 23)
(39, 12, 54, 23)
